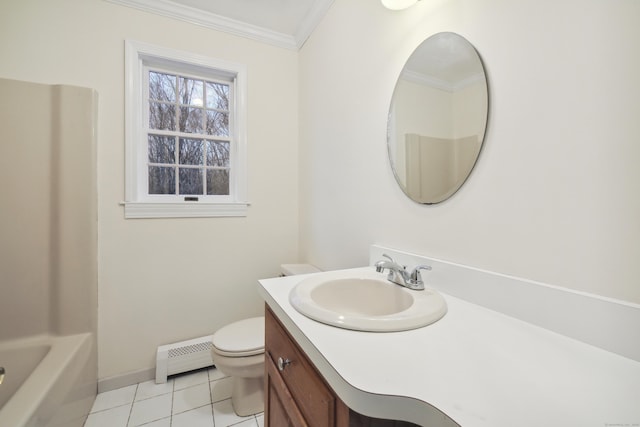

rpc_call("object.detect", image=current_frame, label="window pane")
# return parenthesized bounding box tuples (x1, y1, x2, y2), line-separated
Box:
(179, 107, 203, 133)
(179, 168, 203, 195)
(179, 77, 204, 106)
(206, 140, 230, 167)
(206, 110, 229, 136)
(149, 166, 175, 194)
(179, 138, 203, 165)
(207, 169, 229, 195)
(148, 135, 175, 164)
(149, 71, 176, 102)
(206, 82, 229, 109)
(149, 102, 176, 131)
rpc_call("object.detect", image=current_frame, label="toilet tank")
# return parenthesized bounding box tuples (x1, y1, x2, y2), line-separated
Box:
(280, 264, 320, 276)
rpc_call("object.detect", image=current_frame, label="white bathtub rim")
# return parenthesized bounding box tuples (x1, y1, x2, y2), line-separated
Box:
(0, 334, 53, 352)
(0, 333, 92, 427)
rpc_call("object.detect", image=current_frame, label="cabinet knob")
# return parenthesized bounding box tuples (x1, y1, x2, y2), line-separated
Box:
(277, 357, 291, 371)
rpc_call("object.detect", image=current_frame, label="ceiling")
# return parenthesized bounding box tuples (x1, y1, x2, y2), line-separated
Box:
(106, 0, 335, 50)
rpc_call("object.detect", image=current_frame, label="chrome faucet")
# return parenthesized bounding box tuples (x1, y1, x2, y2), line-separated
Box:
(374, 254, 432, 291)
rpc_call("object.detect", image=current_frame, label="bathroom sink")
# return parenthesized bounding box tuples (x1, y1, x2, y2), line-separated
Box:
(289, 270, 447, 332)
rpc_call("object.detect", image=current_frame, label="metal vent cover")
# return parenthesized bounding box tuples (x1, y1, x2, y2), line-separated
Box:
(167, 341, 212, 358)
(156, 335, 214, 383)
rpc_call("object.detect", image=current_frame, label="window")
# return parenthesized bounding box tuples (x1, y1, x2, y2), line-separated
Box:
(124, 40, 248, 218)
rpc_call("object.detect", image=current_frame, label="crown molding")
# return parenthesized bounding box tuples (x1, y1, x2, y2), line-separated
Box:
(105, 0, 333, 51)
(294, 0, 335, 49)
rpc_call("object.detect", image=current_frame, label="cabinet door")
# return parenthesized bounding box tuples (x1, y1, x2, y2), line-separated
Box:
(265, 354, 308, 427)
(266, 307, 338, 427)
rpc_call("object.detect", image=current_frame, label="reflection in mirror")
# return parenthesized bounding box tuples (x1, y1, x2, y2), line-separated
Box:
(388, 32, 488, 204)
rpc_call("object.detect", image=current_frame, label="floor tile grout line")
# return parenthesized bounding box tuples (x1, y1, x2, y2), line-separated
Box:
(172, 402, 215, 417)
(126, 383, 139, 427)
(208, 368, 216, 427)
(170, 373, 176, 426)
(87, 401, 132, 415)
(133, 389, 173, 404)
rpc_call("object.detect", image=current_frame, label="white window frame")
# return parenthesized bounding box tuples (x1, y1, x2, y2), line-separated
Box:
(124, 40, 248, 218)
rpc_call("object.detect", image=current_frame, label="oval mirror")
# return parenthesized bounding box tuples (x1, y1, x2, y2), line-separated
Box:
(387, 32, 488, 204)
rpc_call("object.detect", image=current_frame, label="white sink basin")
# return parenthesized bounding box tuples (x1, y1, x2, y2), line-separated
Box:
(289, 270, 447, 332)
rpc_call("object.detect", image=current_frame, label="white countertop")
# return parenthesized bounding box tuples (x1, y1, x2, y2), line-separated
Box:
(258, 267, 640, 427)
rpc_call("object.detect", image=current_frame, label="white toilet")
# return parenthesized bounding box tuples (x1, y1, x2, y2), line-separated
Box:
(210, 264, 319, 416)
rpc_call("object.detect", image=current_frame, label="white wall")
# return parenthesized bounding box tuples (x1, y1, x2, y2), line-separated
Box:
(299, 0, 640, 304)
(0, 0, 300, 381)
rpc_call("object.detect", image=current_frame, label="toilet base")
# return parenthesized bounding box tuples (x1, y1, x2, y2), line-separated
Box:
(231, 375, 264, 416)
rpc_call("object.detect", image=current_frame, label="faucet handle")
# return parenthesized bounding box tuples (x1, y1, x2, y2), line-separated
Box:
(409, 265, 432, 284)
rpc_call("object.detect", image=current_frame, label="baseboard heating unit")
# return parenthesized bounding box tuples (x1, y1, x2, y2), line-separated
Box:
(155, 335, 214, 383)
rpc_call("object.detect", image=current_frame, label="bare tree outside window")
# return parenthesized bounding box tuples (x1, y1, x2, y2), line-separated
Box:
(147, 70, 231, 196)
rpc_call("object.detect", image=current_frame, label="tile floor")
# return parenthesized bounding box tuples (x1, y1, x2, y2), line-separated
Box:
(84, 367, 263, 427)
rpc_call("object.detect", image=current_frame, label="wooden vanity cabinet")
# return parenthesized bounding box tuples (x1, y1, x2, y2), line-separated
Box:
(264, 305, 421, 427)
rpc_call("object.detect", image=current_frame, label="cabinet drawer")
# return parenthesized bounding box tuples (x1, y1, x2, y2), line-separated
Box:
(266, 307, 336, 427)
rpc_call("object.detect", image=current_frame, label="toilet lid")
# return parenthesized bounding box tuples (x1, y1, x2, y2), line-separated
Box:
(212, 316, 265, 357)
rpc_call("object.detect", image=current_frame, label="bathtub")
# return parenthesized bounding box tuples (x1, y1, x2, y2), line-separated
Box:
(0, 333, 93, 427)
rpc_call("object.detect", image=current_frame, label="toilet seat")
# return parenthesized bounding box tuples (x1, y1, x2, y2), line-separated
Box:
(212, 316, 264, 357)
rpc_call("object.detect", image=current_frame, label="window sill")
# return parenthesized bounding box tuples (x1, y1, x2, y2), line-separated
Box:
(122, 201, 250, 219)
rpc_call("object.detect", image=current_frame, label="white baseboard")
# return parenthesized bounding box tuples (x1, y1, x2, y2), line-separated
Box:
(98, 368, 155, 393)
